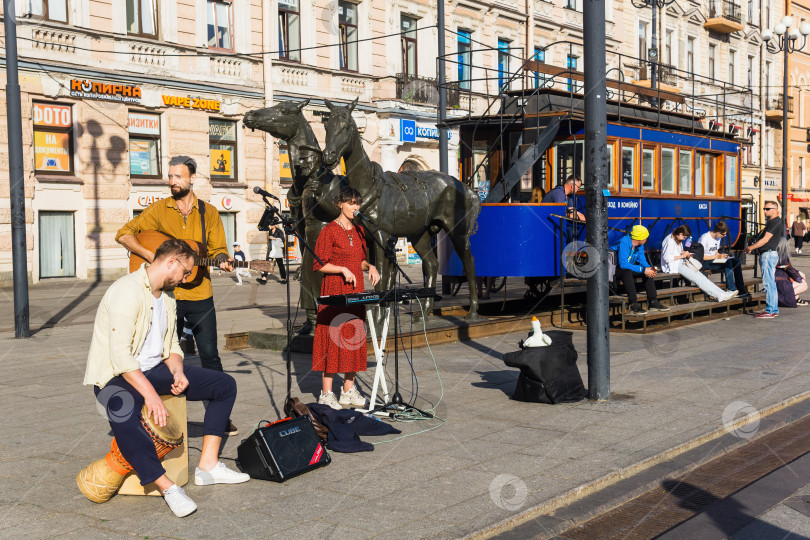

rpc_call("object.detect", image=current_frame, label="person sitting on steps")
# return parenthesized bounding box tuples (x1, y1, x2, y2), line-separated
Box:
(662, 224, 738, 303)
(612, 225, 669, 315)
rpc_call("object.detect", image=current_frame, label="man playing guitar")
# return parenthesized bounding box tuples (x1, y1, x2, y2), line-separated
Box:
(116, 155, 238, 435)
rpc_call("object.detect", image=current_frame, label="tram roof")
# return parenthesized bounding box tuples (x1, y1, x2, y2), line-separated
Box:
(447, 89, 750, 145)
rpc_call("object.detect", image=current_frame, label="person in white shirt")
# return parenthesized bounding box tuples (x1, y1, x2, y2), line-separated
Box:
(231, 242, 251, 286)
(698, 221, 750, 299)
(661, 224, 738, 302)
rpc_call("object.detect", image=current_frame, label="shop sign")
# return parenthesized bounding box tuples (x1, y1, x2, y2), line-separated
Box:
(222, 196, 233, 210)
(162, 94, 221, 112)
(128, 113, 160, 135)
(279, 148, 292, 179)
(211, 150, 233, 176)
(33, 103, 72, 127)
(400, 119, 452, 142)
(34, 132, 70, 171)
(137, 194, 164, 207)
(70, 79, 141, 103)
(209, 119, 236, 141)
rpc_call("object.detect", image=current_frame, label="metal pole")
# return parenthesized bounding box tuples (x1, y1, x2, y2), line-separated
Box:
(782, 43, 789, 220)
(584, 0, 609, 399)
(4, 0, 31, 338)
(437, 0, 448, 174)
(650, 1, 657, 93)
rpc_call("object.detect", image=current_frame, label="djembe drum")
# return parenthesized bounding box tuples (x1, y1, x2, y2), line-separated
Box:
(77, 402, 184, 503)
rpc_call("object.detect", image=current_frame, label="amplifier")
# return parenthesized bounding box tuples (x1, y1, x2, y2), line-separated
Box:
(237, 415, 331, 482)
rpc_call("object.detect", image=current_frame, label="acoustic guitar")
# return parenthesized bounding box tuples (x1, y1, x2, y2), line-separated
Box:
(128, 230, 274, 289)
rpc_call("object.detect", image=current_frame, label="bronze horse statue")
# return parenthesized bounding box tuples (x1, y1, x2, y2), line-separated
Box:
(243, 100, 344, 333)
(322, 98, 481, 321)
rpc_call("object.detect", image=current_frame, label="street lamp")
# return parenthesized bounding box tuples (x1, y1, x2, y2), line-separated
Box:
(763, 16, 810, 220)
(630, 0, 678, 96)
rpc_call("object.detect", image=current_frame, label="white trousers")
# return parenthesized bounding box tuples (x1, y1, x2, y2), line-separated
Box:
(678, 265, 725, 300)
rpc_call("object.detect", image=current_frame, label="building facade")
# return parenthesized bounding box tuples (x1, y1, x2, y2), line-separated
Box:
(0, 0, 792, 282)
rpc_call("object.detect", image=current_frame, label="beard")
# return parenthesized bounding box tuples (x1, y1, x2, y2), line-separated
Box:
(162, 278, 182, 291)
(171, 185, 191, 199)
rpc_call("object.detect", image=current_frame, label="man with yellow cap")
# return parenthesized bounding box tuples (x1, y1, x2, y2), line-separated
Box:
(613, 225, 669, 314)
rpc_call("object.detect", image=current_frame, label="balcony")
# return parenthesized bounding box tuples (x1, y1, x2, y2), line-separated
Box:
(765, 94, 794, 121)
(704, 0, 743, 33)
(396, 74, 460, 108)
(632, 63, 681, 94)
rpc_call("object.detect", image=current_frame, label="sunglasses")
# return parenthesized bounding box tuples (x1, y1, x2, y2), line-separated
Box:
(764, 207, 777, 211)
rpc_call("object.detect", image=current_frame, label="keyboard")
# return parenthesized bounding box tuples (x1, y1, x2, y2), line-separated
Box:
(318, 287, 435, 306)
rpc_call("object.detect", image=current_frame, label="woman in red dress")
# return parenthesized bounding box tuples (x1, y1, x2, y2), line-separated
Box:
(313, 186, 380, 409)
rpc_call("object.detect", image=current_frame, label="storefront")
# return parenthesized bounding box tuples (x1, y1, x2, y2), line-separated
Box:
(5, 70, 267, 282)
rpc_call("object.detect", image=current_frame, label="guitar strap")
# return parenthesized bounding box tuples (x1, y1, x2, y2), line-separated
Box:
(198, 199, 207, 259)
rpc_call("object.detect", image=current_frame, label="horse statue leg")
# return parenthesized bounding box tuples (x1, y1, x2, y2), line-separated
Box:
(410, 232, 437, 322)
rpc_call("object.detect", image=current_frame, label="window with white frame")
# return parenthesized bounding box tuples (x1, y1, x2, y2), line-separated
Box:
(661, 148, 676, 194)
(747, 55, 755, 88)
(127, 0, 157, 37)
(728, 50, 735, 85)
(27, 0, 68, 22)
(278, 0, 300, 61)
(207, 0, 233, 50)
(401, 15, 418, 78)
(687, 37, 695, 74)
(708, 44, 716, 79)
(679, 150, 692, 194)
(339, 1, 358, 72)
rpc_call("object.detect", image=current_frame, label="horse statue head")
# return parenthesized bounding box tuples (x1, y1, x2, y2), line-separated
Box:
(243, 99, 310, 140)
(322, 97, 359, 168)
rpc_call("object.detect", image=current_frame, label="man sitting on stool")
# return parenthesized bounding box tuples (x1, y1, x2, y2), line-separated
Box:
(613, 225, 669, 315)
(83, 239, 249, 518)
(699, 221, 751, 299)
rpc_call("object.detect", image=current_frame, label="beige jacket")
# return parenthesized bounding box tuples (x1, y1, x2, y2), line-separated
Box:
(83, 265, 184, 388)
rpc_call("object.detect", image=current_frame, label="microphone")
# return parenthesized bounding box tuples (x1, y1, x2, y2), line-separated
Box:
(253, 186, 279, 201)
(353, 210, 373, 223)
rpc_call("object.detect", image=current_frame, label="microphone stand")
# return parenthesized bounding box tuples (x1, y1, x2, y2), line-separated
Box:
(357, 216, 432, 418)
(257, 197, 323, 405)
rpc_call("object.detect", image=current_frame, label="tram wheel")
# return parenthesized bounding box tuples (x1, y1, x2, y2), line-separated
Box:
(492, 276, 507, 293)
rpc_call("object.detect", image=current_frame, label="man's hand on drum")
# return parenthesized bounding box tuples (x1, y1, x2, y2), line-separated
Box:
(145, 393, 170, 428)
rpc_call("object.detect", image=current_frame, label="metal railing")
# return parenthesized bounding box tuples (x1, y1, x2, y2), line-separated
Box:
(708, 0, 742, 23)
(767, 94, 794, 113)
(396, 73, 437, 105)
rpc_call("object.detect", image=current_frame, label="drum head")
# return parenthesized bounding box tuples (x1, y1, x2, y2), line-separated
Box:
(140, 400, 184, 444)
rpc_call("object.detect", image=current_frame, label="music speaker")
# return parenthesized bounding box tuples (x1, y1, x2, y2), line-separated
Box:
(237, 415, 331, 482)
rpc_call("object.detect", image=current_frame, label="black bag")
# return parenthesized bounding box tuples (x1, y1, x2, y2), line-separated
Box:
(502, 330, 586, 404)
(685, 241, 704, 262)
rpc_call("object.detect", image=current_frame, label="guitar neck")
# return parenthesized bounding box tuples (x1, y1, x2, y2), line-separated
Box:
(198, 258, 250, 268)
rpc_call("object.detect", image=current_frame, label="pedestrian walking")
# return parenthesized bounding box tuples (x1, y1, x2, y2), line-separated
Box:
(231, 242, 250, 286)
(792, 216, 806, 254)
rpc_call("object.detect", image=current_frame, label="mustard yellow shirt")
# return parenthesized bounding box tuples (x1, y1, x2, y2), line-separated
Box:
(116, 194, 229, 302)
(83, 265, 184, 388)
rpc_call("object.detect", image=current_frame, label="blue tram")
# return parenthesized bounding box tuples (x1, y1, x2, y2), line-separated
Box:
(438, 43, 753, 282)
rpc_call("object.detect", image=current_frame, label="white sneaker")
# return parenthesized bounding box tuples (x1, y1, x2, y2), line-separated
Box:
(318, 391, 341, 410)
(718, 290, 736, 302)
(339, 386, 367, 409)
(194, 461, 250, 486)
(163, 484, 197, 517)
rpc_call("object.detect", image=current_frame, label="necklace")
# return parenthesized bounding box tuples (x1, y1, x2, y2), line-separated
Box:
(336, 219, 354, 247)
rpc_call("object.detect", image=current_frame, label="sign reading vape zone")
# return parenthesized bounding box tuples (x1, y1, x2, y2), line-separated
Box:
(162, 95, 221, 111)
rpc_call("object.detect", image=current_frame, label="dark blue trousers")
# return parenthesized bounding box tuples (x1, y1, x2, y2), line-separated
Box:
(94, 363, 236, 486)
(176, 297, 222, 372)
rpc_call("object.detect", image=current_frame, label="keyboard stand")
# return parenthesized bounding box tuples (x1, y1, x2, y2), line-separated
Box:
(359, 304, 392, 415)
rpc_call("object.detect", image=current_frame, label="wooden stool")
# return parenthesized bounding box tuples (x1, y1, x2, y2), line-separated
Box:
(119, 394, 188, 496)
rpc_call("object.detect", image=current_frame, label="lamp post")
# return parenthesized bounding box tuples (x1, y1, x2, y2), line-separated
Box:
(762, 16, 810, 221)
(630, 0, 677, 96)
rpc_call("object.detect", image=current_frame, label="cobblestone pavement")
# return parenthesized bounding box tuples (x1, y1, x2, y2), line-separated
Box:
(1, 259, 810, 538)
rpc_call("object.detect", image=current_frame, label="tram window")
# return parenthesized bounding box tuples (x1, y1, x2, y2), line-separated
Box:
(606, 142, 615, 189)
(556, 140, 584, 185)
(621, 146, 636, 190)
(679, 150, 692, 194)
(725, 155, 737, 197)
(642, 147, 655, 191)
(697, 153, 715, 195)
(661, 148, 676, 194)
(695, 154, 704, 196)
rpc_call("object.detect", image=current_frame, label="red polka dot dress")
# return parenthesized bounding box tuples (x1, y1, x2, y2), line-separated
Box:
(312, 220, 368, 373)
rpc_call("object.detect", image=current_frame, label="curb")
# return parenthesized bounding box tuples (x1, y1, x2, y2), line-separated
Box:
(471, 389, 810, 539)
